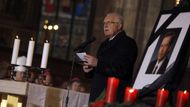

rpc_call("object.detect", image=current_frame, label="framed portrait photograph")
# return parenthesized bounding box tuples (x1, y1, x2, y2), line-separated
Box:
(133, 10, 190, 90)
(145, 29, 180, 75)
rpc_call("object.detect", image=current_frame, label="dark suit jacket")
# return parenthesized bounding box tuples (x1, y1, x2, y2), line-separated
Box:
(146, 58, 169, 74)
(86, 31, 138, 102)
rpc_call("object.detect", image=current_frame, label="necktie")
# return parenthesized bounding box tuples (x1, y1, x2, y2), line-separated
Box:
(152, 66, 158, 74)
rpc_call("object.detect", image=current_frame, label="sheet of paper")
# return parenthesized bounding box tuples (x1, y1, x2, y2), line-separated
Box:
(76, 52, 86, 61)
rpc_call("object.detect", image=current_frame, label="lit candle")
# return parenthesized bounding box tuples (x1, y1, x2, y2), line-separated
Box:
(176, 90, 189, 107)
(124, 87, 138, 104)
(0, 99, 7, 107)
(26, 37, 35, 66)
(40, 40, 50, 68)
(105, 77, 119, 103)
(11, 36, 20, 64)
(156, 88, 169, 107)
(17, 102, 22, 107)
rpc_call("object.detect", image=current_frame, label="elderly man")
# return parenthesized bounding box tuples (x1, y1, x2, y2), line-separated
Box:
(83, 13, 138, 102)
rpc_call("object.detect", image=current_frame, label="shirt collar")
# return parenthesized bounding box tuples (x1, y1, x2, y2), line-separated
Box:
(156, 57, 166, 66)
(109, 30, 122, 41)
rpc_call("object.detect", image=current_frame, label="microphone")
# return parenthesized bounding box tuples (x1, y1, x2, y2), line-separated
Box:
(74, 36, 96, 52)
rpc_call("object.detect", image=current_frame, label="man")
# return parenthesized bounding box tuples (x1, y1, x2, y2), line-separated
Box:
(146, 32, 175, 74)
(83, 13, 138, 102)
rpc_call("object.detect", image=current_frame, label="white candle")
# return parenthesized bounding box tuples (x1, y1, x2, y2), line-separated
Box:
(26, 37, 35, 66)
(0, 99, 7, 107)
(40, 40, 50, 68)
(11, 36, 20, 64)
(17, 102, 22, 107)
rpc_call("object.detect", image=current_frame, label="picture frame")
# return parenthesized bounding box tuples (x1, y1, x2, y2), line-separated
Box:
(133, 10, 190, 90)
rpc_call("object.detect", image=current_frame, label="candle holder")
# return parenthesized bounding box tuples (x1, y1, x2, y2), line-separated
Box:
(22, 66, 47, 84)
(23, 66, 34, 81)
(39, 67, 47, 75)
(8, 64, 33, 82)
(8, 64, 18, 80)
(37, 67, 48, 84)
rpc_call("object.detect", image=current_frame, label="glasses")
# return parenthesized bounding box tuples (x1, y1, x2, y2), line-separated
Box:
(103, 21, 119, 25)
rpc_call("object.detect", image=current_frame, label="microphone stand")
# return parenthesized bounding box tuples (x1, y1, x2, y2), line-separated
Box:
(65, 52, 76, 107)
(65, 45, 88, 107)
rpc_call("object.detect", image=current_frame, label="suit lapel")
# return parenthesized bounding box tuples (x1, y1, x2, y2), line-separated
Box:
(97, 39, 109, 56)
(158, 58, 169, 74)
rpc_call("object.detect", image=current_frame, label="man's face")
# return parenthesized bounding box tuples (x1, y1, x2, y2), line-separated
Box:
(103, 14, 121, 37)
(157, 35, 173, 61)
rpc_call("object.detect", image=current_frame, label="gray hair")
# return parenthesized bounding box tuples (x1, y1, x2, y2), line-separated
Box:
(106, 13, 124, 27)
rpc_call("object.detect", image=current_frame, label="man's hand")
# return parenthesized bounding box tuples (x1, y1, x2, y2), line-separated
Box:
(83, 54, 98, 67)
(83, 65, 93, 73)
(82, 54, 97, 73)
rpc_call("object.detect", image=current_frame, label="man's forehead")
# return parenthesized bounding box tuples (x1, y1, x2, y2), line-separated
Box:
(104, 15, 115, 21)
(105, 15, 114, 19)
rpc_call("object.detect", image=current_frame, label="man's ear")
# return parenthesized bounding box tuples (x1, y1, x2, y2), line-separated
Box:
(118, 23, 123, 30)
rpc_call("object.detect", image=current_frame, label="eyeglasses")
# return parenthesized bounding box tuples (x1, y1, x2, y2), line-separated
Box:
(103, 21, 119, 25)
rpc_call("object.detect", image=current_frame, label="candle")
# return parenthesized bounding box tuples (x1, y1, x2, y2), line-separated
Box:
(156, 88, 169, 107)
(176, 90, 189, 107)
(11, 36, 20, 64)
(26, 37, 35, 66)
(105, 77, 119, 103)
(40, 40, 50, 68)
(0, 99, 7, 107)
(124, 87, 138, 104)
(17, 102, 22, 107)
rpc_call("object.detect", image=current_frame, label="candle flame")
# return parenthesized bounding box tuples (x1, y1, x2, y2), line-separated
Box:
(16, 35, 19, 39)
(161, 88, 165, 91)
(184, 90, 187, 94)
(31, 37, 33, 41)
(175, 0, 180, 6)
(46, 40, 48, 43)
(129, 89, 134, 93)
